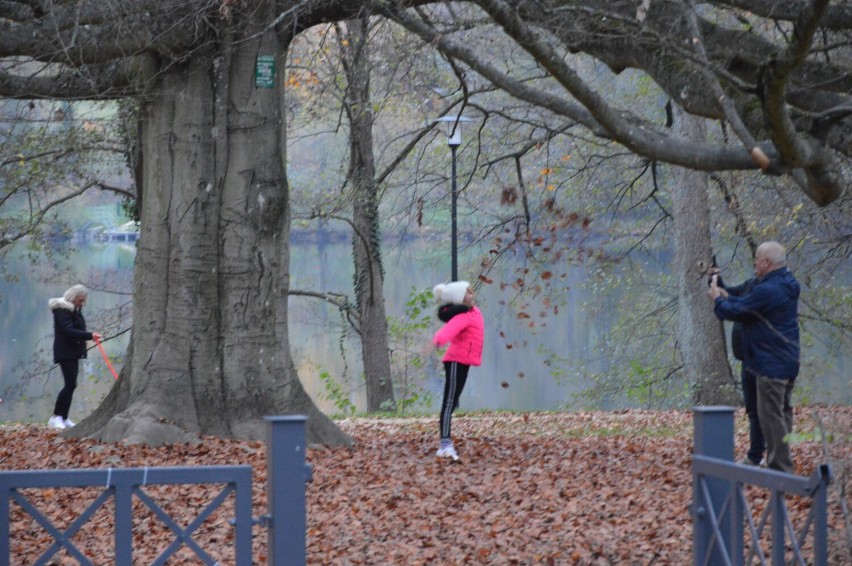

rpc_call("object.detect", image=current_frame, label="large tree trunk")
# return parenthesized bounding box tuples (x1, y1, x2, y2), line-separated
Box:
(343, 17, 395, 412)
(70, 12, 349, 446)
(671, 110, 739, 405)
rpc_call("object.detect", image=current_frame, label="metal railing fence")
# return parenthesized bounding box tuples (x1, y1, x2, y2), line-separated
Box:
(692, 407, 832, 566)
(0, 415, 312, 566)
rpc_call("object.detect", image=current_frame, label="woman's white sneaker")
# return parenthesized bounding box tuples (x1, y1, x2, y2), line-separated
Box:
(48, 415, 66, 429)
(63, 419, 76, 428)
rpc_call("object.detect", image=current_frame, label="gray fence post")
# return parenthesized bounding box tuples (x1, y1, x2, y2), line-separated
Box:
(114, 481, 133, 565)
(813, 465, 830, 566)
(693, 406, 741, 566)
(265, 416, 310, 566)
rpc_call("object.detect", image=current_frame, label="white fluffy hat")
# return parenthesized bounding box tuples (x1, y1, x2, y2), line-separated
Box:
(433, 281, 470, 305)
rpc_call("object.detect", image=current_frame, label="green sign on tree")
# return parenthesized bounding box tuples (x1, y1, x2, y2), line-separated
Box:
(255, 55, 275, 88)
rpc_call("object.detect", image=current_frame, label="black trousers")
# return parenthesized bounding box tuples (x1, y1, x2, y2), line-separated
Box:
(53, 359, 79, 420)
(439, 361, 470, 440)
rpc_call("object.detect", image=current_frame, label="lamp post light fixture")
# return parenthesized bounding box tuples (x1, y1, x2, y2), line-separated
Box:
(435, 115, 474, 282)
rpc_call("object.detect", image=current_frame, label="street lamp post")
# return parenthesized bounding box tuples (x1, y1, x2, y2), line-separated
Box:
(435, 115, 474, 282)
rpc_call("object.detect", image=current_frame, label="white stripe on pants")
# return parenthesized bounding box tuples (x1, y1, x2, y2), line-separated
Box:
(440, 361, 469, 440)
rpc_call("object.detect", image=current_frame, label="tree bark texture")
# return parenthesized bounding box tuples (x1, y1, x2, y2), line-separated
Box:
(671, 110, 738, 406)
(71, 13, 349, 446)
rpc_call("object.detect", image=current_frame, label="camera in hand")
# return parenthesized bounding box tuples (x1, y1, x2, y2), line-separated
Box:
(707, 255, 718, 287)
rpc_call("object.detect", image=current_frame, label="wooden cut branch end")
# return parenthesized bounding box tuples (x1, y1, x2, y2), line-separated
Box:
(750, 147, 771, 171)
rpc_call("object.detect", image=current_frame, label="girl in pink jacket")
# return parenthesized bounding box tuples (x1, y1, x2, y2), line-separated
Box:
(432, 281, 484, 462)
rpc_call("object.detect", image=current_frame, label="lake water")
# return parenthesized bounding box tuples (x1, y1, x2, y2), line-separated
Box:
(0, 239, 601, 423)
(288, 238, 607, 415)
(1, 239, 848, 424)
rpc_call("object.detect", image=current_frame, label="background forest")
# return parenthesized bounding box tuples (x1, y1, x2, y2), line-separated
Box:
(0, 1, 849, 435)
(280, 19, 851, 413)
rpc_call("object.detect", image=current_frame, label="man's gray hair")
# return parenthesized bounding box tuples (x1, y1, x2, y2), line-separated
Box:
(759, 241, 786, 267)
(63, 284, 89, 303)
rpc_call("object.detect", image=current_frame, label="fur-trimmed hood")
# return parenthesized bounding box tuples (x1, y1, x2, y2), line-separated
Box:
(49, 298, 76, 311)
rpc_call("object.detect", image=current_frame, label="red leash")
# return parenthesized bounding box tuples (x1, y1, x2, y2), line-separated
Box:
(93, 336, 119, 380)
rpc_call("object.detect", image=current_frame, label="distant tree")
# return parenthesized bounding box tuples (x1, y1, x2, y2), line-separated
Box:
(289, 17, 397, 412)
(338, 16, 397, 411)
(0, 101, 131, 255)
(671, 110, 738, 405)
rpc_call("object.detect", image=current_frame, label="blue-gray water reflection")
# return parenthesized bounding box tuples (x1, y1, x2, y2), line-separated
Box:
(289, 239, 596, 414)
(1, 240, 848, 424)
(1, 240, 590, 422)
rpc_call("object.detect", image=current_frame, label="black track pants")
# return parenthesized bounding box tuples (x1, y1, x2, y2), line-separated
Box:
(439, 361, 470, 440)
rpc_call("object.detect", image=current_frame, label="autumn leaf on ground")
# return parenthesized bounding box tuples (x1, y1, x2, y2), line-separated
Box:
(1, 407, 849, 565)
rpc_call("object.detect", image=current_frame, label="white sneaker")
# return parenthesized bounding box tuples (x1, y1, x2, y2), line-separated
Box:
(63, 419, 76, 428)
(436, 445, 460, 461)
(48, 415, 66, 430)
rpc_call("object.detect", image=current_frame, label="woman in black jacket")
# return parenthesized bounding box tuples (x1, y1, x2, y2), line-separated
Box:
(48, 285, 101, 430)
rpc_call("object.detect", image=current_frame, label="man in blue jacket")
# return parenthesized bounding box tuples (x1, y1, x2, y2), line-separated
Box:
(709, 242, 800, 474)
(713, 273, 764, 467)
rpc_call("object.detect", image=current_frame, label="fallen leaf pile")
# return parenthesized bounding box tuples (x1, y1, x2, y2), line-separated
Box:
(0, 407, 849, 565)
